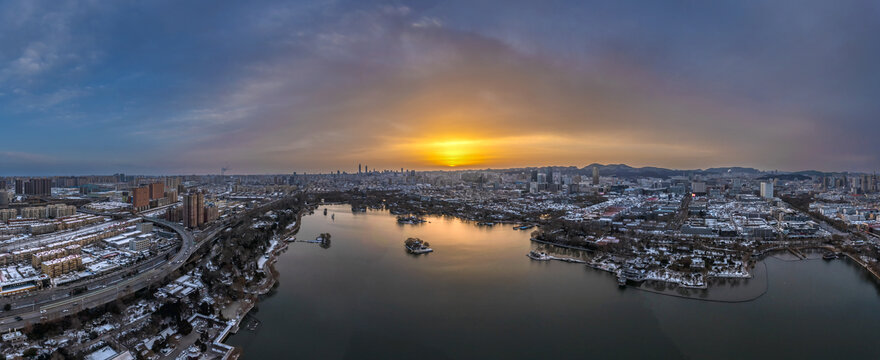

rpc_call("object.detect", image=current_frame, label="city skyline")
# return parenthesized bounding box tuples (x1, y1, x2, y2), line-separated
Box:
(2, 0, 879, 174)
(2, 162, 879, 178)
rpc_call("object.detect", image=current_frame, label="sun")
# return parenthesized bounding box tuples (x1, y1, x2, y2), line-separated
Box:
(424, 138, 485, 167)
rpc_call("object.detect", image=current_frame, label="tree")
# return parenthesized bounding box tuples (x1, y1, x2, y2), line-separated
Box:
(3, 303, 10, 311)
(178, 320, 193, 335)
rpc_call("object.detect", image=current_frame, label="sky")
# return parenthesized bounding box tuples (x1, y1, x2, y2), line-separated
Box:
(1, 0, 879, 175)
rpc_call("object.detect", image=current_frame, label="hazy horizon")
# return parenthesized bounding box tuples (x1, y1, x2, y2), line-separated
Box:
(0, 162, 874, 178)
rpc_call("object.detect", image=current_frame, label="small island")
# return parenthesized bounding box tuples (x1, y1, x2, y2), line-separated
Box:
(397, 215, 426, 224)
(527, 250, 550, 260)
(298, 233, 331, 249)
(405, 237, 433, 254)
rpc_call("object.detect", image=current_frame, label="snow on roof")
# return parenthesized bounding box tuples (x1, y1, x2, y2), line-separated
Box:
(85, 346, 118, 360)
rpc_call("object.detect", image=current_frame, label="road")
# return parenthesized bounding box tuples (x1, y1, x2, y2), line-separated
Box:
(0, 218, 201, 332)
(0, 196, 289, 333)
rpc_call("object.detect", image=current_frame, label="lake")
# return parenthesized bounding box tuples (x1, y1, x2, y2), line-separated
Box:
(227, 204, 880, 359)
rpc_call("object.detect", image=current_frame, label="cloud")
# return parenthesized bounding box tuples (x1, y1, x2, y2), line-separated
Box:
(412, 17, 443, 28)
(0, 1, 878, 174)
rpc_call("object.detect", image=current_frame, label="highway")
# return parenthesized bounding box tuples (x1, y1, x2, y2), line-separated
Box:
(0, 218, 203, 332)
(0, 197, 288, 333)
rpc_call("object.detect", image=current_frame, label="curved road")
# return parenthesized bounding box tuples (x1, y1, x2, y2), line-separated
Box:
(0, 218, 200, 332)
(0, 197, 288, 333)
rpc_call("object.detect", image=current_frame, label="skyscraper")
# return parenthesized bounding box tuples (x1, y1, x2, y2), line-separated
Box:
(183, 191, 205, 228)
(132, 186, 150, 211)
(592, 167, 600, 185)
(760, 182, 774, 199)
(22, 178, 52, 196)
(149, 182, 165, 200)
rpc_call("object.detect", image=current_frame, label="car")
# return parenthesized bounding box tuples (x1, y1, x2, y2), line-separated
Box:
(14, 316, 22, 321)
(40, 309, 46, 314)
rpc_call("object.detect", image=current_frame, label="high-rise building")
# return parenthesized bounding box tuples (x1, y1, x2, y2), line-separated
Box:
(183, 192, 205, 228)
(204, 204, 219, 224)
(691, 182, 707, 194)
(165, 177, 182, 189)
(760, 182, 774, 199)
(165, 205, 183, 222)
(132, 186, 150, 211)
(592, 167, 600, 185)
(537, 173, 548, 184)
(149, 182, 165, 200)
(20, 178, 51, 196)
(165, 189, 179, 202)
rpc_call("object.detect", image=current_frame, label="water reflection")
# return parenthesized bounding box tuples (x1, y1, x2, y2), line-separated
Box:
(229, 204, 880, 359)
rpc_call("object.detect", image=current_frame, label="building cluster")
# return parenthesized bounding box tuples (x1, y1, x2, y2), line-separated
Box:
(31, 244, 82, 267)
(0, 215, 170, 296)
(0, 213, 103, 238)
(130, 181, 178, 212)
(2, 205, 76, 221)
(103, 222, 156, 252)
(13, 178, 52, 196)
(40, 254, 84, 278)
(165, 191, 220, 229)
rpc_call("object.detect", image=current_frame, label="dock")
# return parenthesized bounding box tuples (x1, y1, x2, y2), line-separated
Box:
(787, 247, 806, 260)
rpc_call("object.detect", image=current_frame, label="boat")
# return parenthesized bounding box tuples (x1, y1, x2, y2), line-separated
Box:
(404, 237, 433, 254)
(477, 222, 495, 226)
(617, 274, 627, 287)
(822, 252, 838, 260)
(620, 261, 647, 283)
(526, 250, 550, 261)
(286, 236, 296, 243)
(514, 224, 535, 230)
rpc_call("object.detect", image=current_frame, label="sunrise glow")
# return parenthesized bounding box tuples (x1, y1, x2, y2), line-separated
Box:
(423, 138, 487, 167)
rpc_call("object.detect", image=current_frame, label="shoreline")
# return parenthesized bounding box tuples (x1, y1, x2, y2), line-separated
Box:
(220, 207, 308, 359)
(220, 203, 880, 357)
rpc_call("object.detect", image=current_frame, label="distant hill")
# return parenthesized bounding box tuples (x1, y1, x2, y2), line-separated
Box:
(581, 164, 762, 179)
(582, 164, 677, 178)
(502, 164, 853, 179)
(791, 170, 827, 177)
(757, 174, 811, 181)
(703, 167, 762, 174)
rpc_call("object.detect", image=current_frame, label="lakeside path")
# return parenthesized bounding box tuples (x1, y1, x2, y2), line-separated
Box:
(219, 206, 308, 359)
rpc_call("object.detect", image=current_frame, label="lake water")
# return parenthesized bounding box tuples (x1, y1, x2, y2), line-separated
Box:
(227, 204, 880, 359)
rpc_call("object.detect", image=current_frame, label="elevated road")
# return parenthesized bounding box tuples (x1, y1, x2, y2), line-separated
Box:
(0, 196, 291, 333)
(0, 218, 197, 332)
